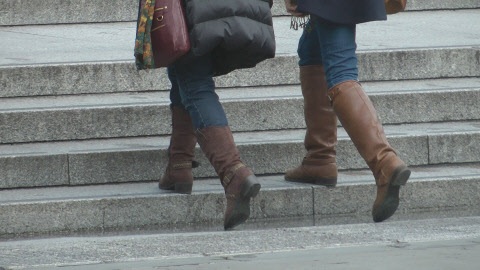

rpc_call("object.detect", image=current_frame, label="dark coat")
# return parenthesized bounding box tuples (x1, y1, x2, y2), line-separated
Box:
(297, 0, 387, 24)
(183, 0, 275, 76)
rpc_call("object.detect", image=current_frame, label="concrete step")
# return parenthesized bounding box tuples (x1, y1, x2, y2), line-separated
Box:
(0, 78, 479, 144)
(1, 0, 478, 26)
(1, 215, 480, 269)
(1, 163, 479, 238)
(2, 217, 480, 269)
(1, 10, 480, 97)
(1, 120, 480, 189)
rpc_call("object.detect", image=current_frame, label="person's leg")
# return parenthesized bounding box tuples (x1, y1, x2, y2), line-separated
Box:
(284, 18, 338, 186)
(173, 54, 261, 230)
(159, 66, 198, 194)
(173, 55, 228, 129)
(316, 18, 411, 222)
(314, 19, 359, 89)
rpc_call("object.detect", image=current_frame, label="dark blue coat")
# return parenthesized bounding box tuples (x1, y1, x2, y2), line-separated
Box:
(297, 0, 387, 24)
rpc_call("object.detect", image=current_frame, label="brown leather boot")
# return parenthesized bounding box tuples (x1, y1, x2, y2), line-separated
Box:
(285, 65, 338, 187)
(327, 81, 411, 222)
(196, 126, 261, 230)
(159, 106, 199, 194)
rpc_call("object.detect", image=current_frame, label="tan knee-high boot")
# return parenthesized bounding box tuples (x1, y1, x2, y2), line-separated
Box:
(159, 106, 198, 194)
(196, 126, 261, 230)
(327, 81, 411, 222)
(285, 65, 338, 187)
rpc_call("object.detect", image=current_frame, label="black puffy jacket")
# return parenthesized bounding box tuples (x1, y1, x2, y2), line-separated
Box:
(183, 0, 275, 76)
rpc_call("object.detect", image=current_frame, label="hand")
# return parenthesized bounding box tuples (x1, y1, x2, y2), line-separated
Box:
(284, 0, 305, 17)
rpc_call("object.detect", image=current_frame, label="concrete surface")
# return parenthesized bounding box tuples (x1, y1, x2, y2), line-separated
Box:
(1, 163, 479, 237)
(0, 118, 479, 188)
(2, 0, 480, 26)
(0, 78, 479, 144)
(1, 11, 480, 97)
(0, 3, 479, 258)
(1, 216, 480, 269)
(2, 11, 480, 66)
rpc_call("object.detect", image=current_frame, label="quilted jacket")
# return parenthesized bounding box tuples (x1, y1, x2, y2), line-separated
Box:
(184, 0, 276, 76)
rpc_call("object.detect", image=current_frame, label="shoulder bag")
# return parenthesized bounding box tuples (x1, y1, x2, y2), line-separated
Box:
(134, 0, 190, 70)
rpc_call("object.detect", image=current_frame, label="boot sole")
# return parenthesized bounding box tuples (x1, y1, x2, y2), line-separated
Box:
(158, 182, 193, 195)
(224, 176, 261, 230)
(285, 176, 337, 187)
(372, 166, 411, 223)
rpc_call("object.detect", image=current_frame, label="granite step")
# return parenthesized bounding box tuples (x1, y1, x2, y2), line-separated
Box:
(0, 0, 479, 247)
(1, 120, 479, 189)
(0, 78, 479, 144)
(2, 0, 478, 26)
(1, 11, 480, 97)
(2, 215, 480, 269)
(1, 162, 479, 238)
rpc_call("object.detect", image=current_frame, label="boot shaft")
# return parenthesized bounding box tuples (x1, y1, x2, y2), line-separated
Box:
(169, 106, 197, 162)
(300, 65, 337, 163)
(328, 81, 410, 223)
(327, 81, 404, 185)
(195, 126, 261, 230)
(159, 106, 197, 194)
(195, 126, 242, 185)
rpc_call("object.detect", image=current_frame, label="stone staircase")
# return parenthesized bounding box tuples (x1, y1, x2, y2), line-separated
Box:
(1, 0, 480, 238)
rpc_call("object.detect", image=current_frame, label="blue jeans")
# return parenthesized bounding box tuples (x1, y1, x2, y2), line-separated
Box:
(168, 54, 228, 129)
(297, 16, 358, 89)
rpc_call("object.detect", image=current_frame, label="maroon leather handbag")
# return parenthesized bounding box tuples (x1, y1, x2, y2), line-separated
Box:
(151, 0, 190, 67)
(385, 0, 407, 14)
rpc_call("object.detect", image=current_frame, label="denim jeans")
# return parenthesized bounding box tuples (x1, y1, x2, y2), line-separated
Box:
(297, 16, 358, 89)
(168, 54, 229, 129)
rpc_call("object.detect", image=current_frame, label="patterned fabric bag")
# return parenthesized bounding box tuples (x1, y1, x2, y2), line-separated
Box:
(134, 0, 155, 70)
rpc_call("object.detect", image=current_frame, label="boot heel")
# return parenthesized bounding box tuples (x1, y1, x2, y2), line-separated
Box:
(242, 175, 261, 198)
(314, 177, 337, 187)
(175, 183, 193, 194)
(391, 166, 411, 187)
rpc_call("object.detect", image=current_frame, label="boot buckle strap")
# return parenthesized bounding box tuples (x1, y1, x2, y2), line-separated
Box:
(222, 163, 246, 187)
(327, 80, 359, 102)
(172, 162, 193, 170)
(327, 88, 337, 103)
